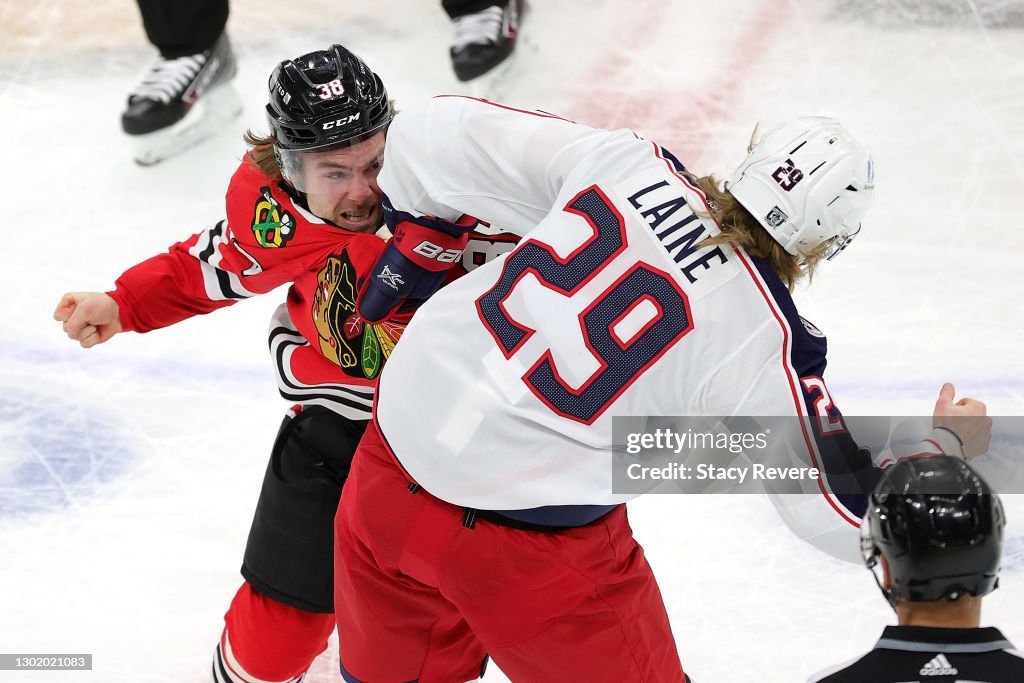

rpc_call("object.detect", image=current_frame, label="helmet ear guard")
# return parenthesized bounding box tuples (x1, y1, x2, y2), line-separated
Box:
(727, 117, 875, 259)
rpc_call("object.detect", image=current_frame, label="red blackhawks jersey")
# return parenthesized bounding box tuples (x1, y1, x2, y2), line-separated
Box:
(108, 159, 517, 421)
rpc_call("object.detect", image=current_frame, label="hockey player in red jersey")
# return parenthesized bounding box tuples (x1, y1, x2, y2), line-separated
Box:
(330, 97, 994, 682)
(54, 48, 515, 683)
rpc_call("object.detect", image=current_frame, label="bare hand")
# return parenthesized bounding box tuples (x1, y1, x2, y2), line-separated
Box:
(932, 382, 992, 460)
(53, 292, 123, 348)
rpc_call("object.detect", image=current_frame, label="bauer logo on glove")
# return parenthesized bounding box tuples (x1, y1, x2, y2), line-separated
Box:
(408, 240, 464, 263)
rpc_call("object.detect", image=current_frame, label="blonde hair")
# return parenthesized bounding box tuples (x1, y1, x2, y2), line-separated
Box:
(243, 130, 281, 178)
(685, 173, 832, 290)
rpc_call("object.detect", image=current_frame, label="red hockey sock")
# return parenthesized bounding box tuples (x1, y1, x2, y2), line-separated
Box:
(213, 582, 334, 683)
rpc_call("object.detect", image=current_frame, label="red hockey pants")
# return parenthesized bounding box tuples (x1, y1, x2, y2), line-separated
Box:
(333, 421, 687, 683)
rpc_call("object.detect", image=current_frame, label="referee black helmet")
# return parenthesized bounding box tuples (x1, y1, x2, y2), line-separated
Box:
(861, 455, 1004, 604)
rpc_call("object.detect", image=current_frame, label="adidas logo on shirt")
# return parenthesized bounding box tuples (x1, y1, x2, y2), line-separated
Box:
(919, 653, 958, 676)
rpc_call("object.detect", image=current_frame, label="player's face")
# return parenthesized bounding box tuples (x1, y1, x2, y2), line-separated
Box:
(301, 131, 385, 233)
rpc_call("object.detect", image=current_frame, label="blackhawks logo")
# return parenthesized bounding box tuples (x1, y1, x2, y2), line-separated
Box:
(252, 187, 296, 248)
(312, 253, 405, 379)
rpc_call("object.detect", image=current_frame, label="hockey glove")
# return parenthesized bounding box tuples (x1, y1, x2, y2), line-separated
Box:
(358, 194, 478, 323)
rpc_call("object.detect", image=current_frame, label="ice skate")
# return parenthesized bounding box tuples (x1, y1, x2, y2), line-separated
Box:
(122, 32, 241, 165)
(450, 0, 524, 82)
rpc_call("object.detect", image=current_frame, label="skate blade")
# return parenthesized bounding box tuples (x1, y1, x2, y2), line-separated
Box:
(131, 84, 244, 167)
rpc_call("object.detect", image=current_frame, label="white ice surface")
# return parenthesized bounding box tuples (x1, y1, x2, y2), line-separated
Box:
(2, 0, 1023, 681)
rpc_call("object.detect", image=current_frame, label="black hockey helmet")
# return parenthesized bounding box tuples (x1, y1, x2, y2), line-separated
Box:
(861, 455, 1004, 605)
(266, 44, 392, 152)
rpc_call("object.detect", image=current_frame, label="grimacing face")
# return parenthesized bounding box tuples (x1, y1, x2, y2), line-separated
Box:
(298, 131, 386, 233)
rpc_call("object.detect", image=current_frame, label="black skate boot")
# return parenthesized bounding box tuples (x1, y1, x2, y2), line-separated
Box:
(121, 32, 241, 165)
(450, 0, 524, 82)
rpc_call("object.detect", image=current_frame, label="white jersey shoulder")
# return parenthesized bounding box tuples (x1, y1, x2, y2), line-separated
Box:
(380, 96, 616, 233)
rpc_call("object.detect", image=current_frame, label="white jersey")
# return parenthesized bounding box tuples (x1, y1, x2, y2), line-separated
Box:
(374, 96, 951, 556)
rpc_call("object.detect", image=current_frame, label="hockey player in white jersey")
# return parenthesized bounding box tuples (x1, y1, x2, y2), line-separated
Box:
(331, 96, 992, 683)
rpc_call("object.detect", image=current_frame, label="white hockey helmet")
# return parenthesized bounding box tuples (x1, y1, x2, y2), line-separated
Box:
(727, 116, 875, 259)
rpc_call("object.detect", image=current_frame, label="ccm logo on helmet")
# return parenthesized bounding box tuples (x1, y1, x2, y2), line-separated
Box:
(323, 113, 361, 130)
(412, 240, 463, 263)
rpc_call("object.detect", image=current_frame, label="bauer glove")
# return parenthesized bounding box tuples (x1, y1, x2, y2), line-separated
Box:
(357, 194, 477, 323)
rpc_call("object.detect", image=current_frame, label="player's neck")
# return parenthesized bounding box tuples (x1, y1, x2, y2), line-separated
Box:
(895, 596, 982, 629)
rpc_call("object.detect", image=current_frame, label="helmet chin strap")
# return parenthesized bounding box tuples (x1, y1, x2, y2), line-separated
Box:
(277, 177, 312, 214)
(864, 550, 898, 608)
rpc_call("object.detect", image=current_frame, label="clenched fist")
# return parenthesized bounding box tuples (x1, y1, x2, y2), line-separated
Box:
(932, 382, 992, 460)
(53, 292, 123, 348)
